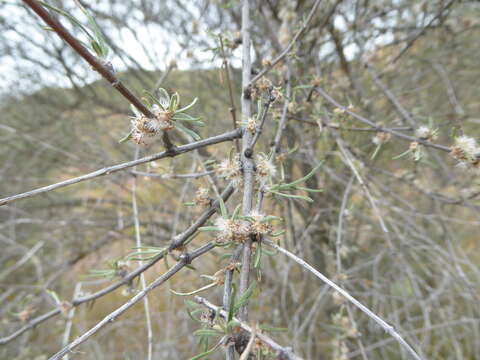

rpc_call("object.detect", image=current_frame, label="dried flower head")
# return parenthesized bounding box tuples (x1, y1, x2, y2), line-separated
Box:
(271, 87, 283, 103)
(372, 132, 391, 146)
(246, 116, 257, 134)
(17, 305, 36, 323)
(247, 210, 273, 236)
(333, 105, 354, 121)
(200, 309, 216, 326)
(287, 101, 298, 114)
(194, 187, 210, 207)
(257, 76, 272, 92)
(256, 154, 277, 182)
(214, 217, 247, 242)
(262, 58, 272, 67)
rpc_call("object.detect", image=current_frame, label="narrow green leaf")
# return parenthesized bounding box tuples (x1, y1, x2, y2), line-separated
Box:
(118, 129, 134, 143)
(176, 97, 198, 113)
(39, 2, 93, 41)
(199, 226, 220, 232)
(287, 161, 324, 187)
(174, 122, 201, 141)
(193, 329, 223, 337)
(269, 190, 313, 203)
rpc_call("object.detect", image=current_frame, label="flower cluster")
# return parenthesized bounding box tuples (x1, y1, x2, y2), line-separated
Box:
(246, 210, 274, 236)
(250, 76, 274, 100)
(130, 105, 174, 145)
(255, 153, 277, 182)
(121, 88, 201, 145)
(217, 154, 243, 185)
(450, 135, 480, 168)
(246, 116, 257, 134)
(213, 217, 248, 243)
(204, 210, 280, 244)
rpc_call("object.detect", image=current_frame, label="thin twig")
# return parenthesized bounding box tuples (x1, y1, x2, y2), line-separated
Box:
(264, 239, 425, 360)
(62, 282, 82, 360)
(0, 129, 242, 206)
(131, 170, 214, 179)
(272, 60, 292, 153)
(248, 0, 323, 87)
(132, 148, 153, 360)
(335, 138, 389, 234)
(315, 87, 451, 152)
(219, 35, 240, 153)
(0, 183, 235, 345)
(48, 242, 216, 360)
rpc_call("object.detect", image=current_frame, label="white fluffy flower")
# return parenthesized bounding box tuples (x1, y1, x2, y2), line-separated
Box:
(214, 217, 246, 242)
(415, 126, 437, 140)
(451, 135, 480, 168)
(256, 154, 277, 181)
(217, 155, 242, 184)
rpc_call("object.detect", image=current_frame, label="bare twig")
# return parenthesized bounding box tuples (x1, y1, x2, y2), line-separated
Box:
(48, 242, 216, 360)
(0, 128, 242, 206)
(131, 148, 153, 360)
(219, 35, 240, 153)
(272, 60, 292, 153)
(248, 0, 323, 87)
(335, 138, 389, 234)
(264, 239, 425, 360)
(62, 282, 82, 360)
(315, 87, 451, 152)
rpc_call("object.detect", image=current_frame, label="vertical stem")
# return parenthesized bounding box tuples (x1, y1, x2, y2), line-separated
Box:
(132, 148, 153, 360)
(219, 36, 240, 153)
(238, 0, 254, 321)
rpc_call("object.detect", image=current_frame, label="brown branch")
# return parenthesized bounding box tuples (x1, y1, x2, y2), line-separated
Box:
(22, 0, 174, 148)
